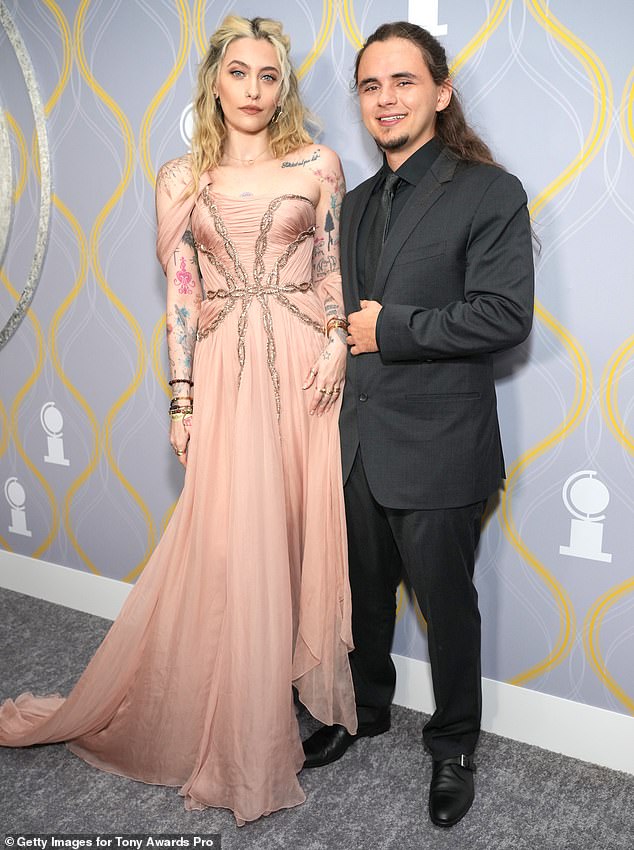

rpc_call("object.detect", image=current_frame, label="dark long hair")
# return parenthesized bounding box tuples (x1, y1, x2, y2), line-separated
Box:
(354, 22, 496, 166)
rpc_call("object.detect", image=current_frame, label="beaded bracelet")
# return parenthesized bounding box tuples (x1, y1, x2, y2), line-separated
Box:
(169, 407, 193, 420)
(169, 378, 193, 387)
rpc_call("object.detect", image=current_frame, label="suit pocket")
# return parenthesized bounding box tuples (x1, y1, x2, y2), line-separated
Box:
(393, 240, 446, 266)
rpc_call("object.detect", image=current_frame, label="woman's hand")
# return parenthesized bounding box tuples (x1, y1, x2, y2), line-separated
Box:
(303, 335, 346, 416)
(170, 413, 192, 467)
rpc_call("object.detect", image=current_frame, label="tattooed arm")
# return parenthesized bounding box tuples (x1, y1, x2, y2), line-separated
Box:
(167, 229, 202, 387)
(165, 229, 202, 463)
(155, 156, 203, 464)
(303, 147, 347, 415)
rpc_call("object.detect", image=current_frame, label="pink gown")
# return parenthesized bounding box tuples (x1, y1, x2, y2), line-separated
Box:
(0, 158, 357, 824)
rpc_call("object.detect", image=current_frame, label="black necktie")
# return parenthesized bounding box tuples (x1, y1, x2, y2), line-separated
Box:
(364, 171, 400, 296)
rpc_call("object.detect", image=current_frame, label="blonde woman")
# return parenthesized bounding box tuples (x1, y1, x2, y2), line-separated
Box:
(0, 16, 356, 824)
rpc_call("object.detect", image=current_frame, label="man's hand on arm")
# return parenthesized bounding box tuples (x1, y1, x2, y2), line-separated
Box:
(347, 300, 383, 355)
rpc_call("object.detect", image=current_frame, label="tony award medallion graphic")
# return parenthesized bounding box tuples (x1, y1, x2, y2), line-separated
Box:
(41, 401, 70, 466)
(559, 470, 612, 563)
(4, 476, 32, 537)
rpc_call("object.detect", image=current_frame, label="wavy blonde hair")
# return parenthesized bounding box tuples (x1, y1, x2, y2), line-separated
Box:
(189, 15, 313, 193)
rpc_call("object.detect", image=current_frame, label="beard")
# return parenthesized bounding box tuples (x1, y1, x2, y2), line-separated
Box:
(375, 133, 409, 151)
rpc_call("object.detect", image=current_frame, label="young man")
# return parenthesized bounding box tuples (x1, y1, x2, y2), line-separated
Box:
(302, 22, 534, 828)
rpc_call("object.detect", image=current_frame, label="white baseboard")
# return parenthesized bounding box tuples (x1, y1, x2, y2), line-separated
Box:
(392, 654, 634, 775)
(2, 549, 633, 775)
(0, 549, 131, 619)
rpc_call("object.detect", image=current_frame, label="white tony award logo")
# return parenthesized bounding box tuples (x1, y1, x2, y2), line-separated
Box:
(180, 103, 194, 148)
(559, 471, 612, 563)
(4, 476, 32, 537)
(41, 401, 69, 466)
(407, 0, 447, 35)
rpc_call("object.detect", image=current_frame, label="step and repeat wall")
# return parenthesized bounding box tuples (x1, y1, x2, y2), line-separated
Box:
(1, 1, 633, 719)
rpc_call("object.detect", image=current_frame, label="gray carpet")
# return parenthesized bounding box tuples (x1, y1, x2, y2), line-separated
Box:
(1, 588, 632, 849)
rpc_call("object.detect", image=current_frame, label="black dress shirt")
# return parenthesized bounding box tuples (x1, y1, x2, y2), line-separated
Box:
(356, 136, 442, 304)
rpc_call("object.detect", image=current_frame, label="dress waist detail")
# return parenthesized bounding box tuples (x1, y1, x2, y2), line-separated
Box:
(193, 189, 325, 419)
(206, 279, 315, 300)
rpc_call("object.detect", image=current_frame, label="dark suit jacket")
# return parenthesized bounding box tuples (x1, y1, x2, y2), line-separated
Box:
(340, 146, 535, 509)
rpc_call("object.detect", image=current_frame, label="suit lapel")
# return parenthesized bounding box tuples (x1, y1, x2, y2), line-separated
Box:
(371, 148, 459, 302)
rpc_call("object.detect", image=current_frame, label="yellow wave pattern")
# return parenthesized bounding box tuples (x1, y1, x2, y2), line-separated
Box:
(502, 0, 613, 686)
(30, 0, 70, 172)
(3, 270, 59, 558)
(297, 0, 337, 80)
(527, 0, 613, 217)
(339, 0, 511, 66)
(502, 308, 588, 686)
(602, 335, 634, 453)
(42, 0, 71, 113)
(194, 0, 207, 59)
(339, 0, 363, 50)
(3, 30, 60, 559)
(622, 69, 634, 158)
(2, 9, 64, 559)
(37, 1, 102, 575)
(450, 0, 511, 76)
(601, 73, 634, 457)
(584, 579, 634, 715)
(588, 72, 634, 714)
(139, 0, 191, 186)
(74, 0, 156, 581)
(194, 1, 337, 78)
(49, 195, 101, 574)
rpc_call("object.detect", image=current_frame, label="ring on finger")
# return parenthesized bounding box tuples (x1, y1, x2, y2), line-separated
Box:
(318, 387, 328, 394)
(174, 448, 184, 456)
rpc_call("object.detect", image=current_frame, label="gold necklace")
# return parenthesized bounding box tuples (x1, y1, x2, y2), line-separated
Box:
(223, 149, 270, 166)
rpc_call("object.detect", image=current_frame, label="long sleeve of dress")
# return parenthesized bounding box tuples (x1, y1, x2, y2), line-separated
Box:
(156, 157, 204, 384)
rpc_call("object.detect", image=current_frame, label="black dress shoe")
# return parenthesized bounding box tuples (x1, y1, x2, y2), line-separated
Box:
(428, 754, 476, 827)
(302, 713, 390, 769)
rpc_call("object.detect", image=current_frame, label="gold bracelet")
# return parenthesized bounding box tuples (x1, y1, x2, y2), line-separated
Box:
(169, 408, 193, 420)
(326, 317, 349, 335)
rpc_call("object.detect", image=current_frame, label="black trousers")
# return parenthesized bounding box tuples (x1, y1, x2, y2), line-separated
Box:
(345, 450, 486, 760)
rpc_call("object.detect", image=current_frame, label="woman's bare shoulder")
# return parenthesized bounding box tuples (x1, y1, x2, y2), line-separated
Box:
(156, 154, 193, 196)
(281, 143, 341, 170)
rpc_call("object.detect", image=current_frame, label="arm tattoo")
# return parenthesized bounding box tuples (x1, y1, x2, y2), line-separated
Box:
(281, 149, 320, 168)
(166, 229, 202, 383)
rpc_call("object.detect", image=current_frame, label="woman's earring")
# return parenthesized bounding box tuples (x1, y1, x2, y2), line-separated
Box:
(271, 105, 282, 124)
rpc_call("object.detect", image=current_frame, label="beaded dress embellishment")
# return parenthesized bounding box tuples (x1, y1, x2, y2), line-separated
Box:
(194, 190, 324, 418)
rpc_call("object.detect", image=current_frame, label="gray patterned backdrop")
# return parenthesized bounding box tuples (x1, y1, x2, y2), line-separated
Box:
(1, 0, 633, 721)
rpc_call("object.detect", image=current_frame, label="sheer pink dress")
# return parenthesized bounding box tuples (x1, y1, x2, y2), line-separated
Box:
(0, 158, 357, 824)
